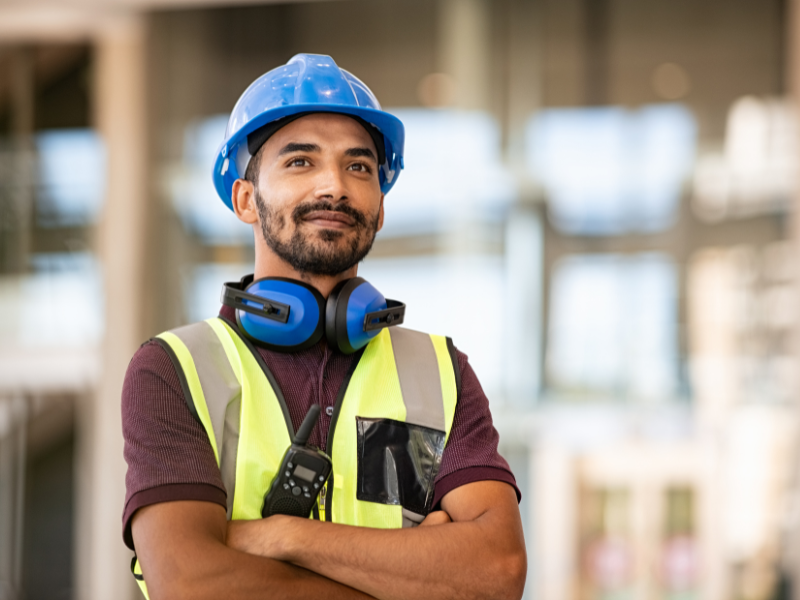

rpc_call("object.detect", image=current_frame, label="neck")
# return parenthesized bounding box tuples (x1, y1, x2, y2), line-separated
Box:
(253, 246, 358, 299)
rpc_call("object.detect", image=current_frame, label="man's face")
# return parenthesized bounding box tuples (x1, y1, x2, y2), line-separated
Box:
(250, 113, 384, 277)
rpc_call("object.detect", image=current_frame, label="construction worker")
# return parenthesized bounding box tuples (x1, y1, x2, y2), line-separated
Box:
(122, 54, 526, 600)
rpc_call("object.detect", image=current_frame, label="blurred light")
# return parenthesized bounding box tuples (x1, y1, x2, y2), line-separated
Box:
(381, 109, 515, 237)
(723, 405, 796, 561)
(359, 254, 505, 399)
(687, 245, 797, 410)
(417, 73, 457, 107)
(693, 96, 798, 221)
(527, 104, 696, 235)
(546, 253, 678, 399)
(0, 252, 103, 348)
(35, 129, 105, 227)
(651, 63, 691, 100)
(169, 115, 253, 245)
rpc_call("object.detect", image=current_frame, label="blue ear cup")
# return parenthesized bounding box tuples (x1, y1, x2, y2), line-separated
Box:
(326, 278, 386, 354)
(326, 278, 406, 354)
(223, 276, 326, 352)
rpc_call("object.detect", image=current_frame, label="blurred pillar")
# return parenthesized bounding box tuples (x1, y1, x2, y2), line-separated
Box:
(0, 397, 27, 600)
(75, 14, 147, 600)
(438, 0, 491, 111)
(504, 0, 543, 175)
(787, 3, 800, 600)
(534, 444, 576, 600)
(4, 47, 35, 275)
(505, 208, 543, 407)
(582, 0, 609, 106)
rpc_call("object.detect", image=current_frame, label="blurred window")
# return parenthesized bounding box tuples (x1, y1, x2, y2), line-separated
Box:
(546, 253, 678, 400)
(693, 96, 798, 221)
(376, 109, 516, 237)
(35, 129, 106, 227)
(0, 252, 103, 348)
(527, 105, 696, 235)
(170, 115, 252, 245)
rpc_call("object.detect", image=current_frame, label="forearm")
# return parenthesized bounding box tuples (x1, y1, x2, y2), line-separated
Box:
(132, 501, 374, 600)
(145, 538, 373, 600)
(230, 511, 525, 600)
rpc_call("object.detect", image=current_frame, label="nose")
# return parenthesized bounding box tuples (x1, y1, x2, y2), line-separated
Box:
(313, 162, 349, 202)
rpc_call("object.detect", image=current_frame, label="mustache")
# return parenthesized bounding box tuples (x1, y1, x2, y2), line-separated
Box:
(292, 200, 369, 228)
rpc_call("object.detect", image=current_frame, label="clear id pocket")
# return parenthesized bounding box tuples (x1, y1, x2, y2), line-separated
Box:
(356, 417, 446, 515)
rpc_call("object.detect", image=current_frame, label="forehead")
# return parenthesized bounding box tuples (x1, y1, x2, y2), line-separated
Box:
(263, 113, 375, 154)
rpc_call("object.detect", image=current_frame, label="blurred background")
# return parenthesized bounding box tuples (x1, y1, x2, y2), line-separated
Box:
(0, 0, 798, 599)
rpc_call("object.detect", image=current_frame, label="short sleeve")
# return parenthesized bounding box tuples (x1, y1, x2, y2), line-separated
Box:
(432, 346, 520, 507)
(121, 340, 226, 549)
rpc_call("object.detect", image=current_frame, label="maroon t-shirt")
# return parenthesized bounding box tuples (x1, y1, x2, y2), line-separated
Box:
(121, 305, 518, 549)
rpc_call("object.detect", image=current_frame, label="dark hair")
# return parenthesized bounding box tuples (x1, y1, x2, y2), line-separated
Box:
(244, 142, 268, 186)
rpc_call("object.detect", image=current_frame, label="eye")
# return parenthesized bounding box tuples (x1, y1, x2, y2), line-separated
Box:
(288, 157, 310, 167)
(348, 162, 372, 174)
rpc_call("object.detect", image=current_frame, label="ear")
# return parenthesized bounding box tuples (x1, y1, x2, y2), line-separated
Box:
(376, 194, 385, 232)
(231, 179, 259, 225)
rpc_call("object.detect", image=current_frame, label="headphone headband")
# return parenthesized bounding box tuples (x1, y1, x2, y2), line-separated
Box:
(221, 275, 405, 354)
(364, 299, 405, 331)
(221, 282, 291, 323)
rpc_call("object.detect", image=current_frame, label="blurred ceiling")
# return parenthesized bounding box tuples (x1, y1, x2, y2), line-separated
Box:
(0, 0, 331, 41)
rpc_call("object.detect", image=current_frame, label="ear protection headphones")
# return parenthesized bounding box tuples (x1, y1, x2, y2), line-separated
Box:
(221, 275, 406, 354)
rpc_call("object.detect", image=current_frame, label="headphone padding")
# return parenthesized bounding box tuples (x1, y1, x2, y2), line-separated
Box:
(326, 278, 366, 354)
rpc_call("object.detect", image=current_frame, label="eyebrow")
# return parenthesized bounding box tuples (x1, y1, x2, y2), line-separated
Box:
(345, 147, 377, 162)
(278, 142, 321, 156)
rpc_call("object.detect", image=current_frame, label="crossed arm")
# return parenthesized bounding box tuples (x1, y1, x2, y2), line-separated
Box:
(132, 480, 526, 600)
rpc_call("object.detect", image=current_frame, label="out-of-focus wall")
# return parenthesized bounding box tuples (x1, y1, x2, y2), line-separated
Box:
(1, 1, 800, 599)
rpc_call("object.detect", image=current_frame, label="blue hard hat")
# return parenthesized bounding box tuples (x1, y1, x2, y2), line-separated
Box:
(213, 53, 405, 211)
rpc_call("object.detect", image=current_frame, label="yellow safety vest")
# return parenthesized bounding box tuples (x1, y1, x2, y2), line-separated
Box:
(132, 316, 459, 598)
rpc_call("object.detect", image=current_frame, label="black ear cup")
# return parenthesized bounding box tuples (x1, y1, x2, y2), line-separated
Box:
(326, 278, 366, 354)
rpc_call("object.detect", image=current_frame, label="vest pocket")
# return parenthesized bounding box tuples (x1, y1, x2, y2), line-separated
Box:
(355, 417, 446, 515)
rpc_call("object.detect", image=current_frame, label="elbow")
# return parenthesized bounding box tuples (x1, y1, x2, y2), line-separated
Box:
(491, 547, 527, 600)
(147, 576, 210, 600)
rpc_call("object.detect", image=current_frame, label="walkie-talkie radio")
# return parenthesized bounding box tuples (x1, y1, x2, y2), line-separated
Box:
(262, 404, 332, 518)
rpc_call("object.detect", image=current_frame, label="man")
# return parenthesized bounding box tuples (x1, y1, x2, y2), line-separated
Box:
(123, 54, 526, 600)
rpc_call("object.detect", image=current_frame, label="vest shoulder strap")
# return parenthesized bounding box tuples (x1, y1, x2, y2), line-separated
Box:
(388, 327, 453, 431)
(153, 320, 242, 492)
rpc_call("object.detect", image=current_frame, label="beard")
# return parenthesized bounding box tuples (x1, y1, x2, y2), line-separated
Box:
(254, 188, 381, 277)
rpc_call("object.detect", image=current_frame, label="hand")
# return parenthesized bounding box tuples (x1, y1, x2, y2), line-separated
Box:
(419, 510, 451, 527)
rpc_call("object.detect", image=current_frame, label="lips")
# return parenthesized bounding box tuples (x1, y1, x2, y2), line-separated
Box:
(302, 210, 356, 227)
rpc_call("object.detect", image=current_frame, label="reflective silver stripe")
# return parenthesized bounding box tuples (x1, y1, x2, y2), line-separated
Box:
(170, 320, 242, 517)
(390, 328, 447, 528)
(220, 394, 241, 518)
(389, 327, 445, 432)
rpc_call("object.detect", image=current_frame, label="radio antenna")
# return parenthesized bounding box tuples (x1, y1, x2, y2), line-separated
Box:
(293, 404, 320, 446)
